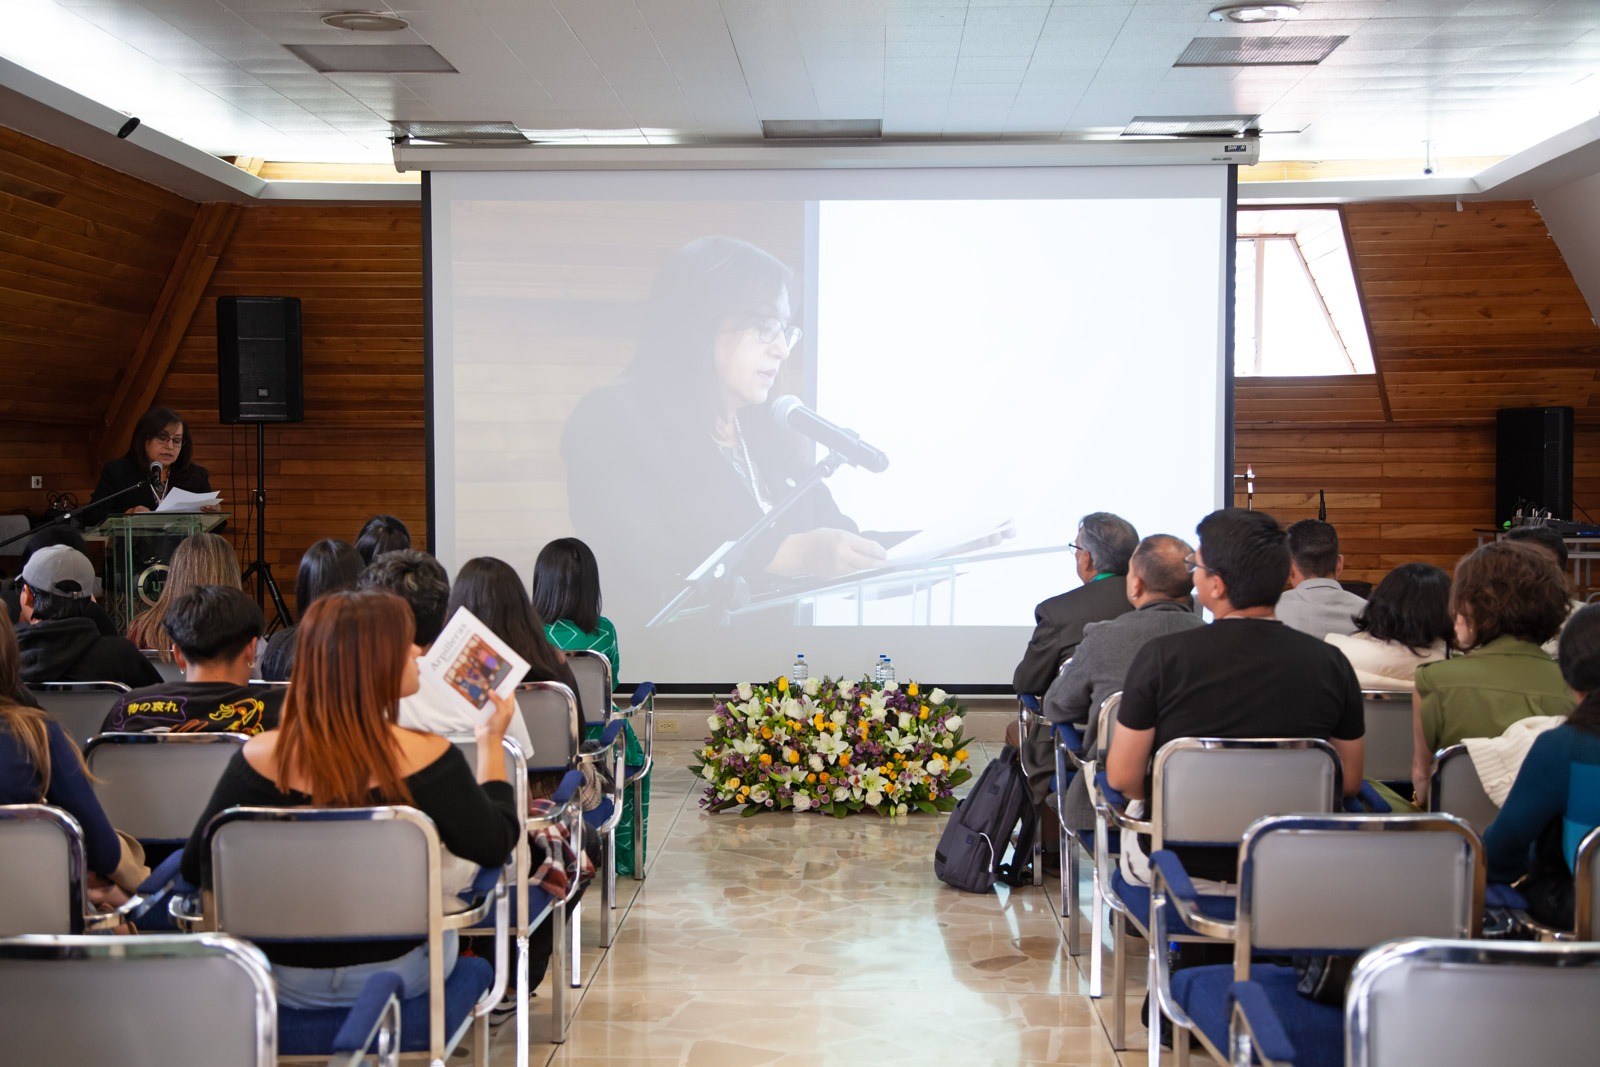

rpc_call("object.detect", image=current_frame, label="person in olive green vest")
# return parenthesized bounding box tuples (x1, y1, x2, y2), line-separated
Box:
(1412, 541, 1574, 804)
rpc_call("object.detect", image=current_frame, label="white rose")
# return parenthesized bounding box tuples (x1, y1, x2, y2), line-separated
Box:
(864, 789, 883, 807)
(896, 803, 909, 816)
(707, 714, 721, 731)
(930, 688, 948, 705)
(830, 709, 846, 726)
(803, 676, 821, 696)
(809, 754, 824, 772)
(926, 757, 946, 777)
(749, 785, 770, 805)
(945, 714, 963, 731)
(792, 793, 812, 812)
(833, 786, 851, 802)
(737, 682, 753, 701)
(838, 681, 856, 699)
(885, 682, 899, 692)
(702, 764, 717, 781)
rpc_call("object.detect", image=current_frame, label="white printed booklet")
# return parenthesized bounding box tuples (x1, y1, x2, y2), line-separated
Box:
(420, 607, 530, 722)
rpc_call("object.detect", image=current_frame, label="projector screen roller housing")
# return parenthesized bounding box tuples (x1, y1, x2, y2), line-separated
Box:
(429, 166, 1232, 687)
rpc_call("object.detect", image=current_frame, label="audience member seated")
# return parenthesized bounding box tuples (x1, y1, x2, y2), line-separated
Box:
(181, 588, 520, 1008)
(1325, 562, 1453, 690)
(15, 546, 160, 689)
(1010, 511, 1140, 828)
(1274, 518, 1367, 639)
(1484, 604, 1600, 929)
(126, 532, 241, 657)
(1412, 541, 1574, 803)
(1506, 524, 1585, 655)
(101, 586, 283, 736)
(1044, 534, 1203, 830)
(533, 537, 621, 683)
(1106, 508, 1364, 886)
(258, 538, 364, 682)
(2, 527, 118, 637)
(1, 607, 144, 907)
(364, 551, 534, 760)
(356, 514, 412, 567)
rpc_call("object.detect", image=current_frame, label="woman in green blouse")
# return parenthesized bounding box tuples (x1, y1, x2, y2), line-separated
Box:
(1411, 540, 1575, 803)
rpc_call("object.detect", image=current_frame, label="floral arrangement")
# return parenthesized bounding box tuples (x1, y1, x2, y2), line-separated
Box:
(693, 676, 972, 817)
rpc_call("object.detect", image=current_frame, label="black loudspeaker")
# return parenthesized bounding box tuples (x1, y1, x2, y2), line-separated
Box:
(217, 296, 304, 423)
(1495, 406, 1573, 524)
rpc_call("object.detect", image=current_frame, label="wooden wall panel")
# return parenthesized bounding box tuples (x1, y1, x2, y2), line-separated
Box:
(0, 125, 196, 518)
(154, 206, 426, 594)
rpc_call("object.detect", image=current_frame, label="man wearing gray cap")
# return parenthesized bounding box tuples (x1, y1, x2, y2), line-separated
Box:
(15, 545, 160, 689)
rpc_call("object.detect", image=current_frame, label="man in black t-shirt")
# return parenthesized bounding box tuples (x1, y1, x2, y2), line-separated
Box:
(1106, 508, 1364, 882)
(101, 586, 283, 736)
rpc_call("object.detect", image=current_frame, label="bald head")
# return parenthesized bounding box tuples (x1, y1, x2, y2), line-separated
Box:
(1128, 534, 1195, 605)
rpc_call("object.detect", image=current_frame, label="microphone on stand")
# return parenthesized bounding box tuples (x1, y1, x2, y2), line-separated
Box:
(1318, 489, 1326, 522)
(149, 461, 165, 503)
(770, 395, 890, 473)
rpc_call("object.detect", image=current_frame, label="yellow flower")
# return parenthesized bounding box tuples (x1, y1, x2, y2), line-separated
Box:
(761, 726, 773, 740)
(726, 777, 742, 791)
(955, 749, 969, 762)
(840, 752, 851, 766)
(885, 782, 898, 794)
(759, 753, 773, 765)
(907, 683, 920, 697)
(786, 749, 800, 764)
(777, 676, 789, 693)
(820, 771, 831, 783)
(813, 714, 825, 730)
(806, 773, 818, 783)
(918, 708, 928, 720)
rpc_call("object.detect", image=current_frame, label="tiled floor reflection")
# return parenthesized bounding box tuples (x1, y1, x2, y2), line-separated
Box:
(483, 740, 1174, 1066)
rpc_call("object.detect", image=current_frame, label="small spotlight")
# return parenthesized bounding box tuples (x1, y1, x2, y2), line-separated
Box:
(1209, 2, 1301, 22)
(116, 117, 140, 139)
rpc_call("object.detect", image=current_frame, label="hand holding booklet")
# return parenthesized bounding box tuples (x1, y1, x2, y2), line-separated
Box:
(421, 607, 531, 723)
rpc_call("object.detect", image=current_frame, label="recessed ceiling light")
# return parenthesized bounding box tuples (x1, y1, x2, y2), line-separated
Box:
(321, 11, 410, 32)
(1209, 2, 1301, 22)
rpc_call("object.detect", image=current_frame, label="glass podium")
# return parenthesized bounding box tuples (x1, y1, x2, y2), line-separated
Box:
(90, 513, 229, 634)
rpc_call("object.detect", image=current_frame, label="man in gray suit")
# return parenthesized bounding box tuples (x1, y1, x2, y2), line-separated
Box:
(1274, 519, 1367, 639)
(1044, 534, 1204, 829)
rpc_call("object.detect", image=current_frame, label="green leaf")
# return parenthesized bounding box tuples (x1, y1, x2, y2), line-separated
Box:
(915, 800, 938, 815)
(739, 804, 762, 818)
(947, 769, 972, 787)
(934, 796, 958, 812)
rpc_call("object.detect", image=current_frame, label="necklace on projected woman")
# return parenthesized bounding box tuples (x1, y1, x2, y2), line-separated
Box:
(730, 415, 772, 514)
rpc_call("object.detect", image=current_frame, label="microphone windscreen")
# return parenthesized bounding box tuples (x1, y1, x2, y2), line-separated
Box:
(770, 394, 803, 427)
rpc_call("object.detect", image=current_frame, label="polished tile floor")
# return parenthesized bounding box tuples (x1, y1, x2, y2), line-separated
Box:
(483, 740, 1168, 1067)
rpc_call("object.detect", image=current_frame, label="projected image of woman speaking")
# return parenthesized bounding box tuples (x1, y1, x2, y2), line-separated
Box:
(561, 236, 888, 626)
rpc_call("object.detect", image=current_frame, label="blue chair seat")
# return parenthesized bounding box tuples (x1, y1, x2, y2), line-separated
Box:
(583, 798, 615, 827)
(1112, 869, 1237, 935)
(278, 954, 493, 1055)
(1171, 963, 1341, 1067)
(512, 885, 563, 927)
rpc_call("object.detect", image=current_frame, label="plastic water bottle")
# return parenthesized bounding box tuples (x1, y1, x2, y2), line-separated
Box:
(873, 654, 888, 686)
(881, 655, 896, 688)
(791, 653, 808, 685)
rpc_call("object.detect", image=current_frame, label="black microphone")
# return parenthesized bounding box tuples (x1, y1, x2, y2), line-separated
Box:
(1318, 489, 1326, 522)
(149, 461, 164, 494)
(771, 395, 890, 473)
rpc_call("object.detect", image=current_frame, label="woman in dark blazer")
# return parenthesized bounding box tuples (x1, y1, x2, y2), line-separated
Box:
(560, 236, 887, 626)
(84, 407, 215, 526)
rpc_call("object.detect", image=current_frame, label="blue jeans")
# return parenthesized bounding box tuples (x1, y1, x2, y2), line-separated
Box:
(273, 932, 459, 1009)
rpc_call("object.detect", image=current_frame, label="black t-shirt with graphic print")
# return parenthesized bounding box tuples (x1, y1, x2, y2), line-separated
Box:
(100, 680, 284, 736)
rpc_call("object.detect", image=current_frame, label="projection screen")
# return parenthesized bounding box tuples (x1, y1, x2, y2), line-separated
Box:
(428, 165, 1232, 687)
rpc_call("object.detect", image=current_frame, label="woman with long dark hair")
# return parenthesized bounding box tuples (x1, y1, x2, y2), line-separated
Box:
(258, 538, 365, 681)
(447, 557, 586, 721)
(1484, 604, 1600, 928)
(560, 236, 885, 625)
(1325, 562, 1453, 690)
(532, 537, 619, 681)
(85, 407, 217, 522)
(181, 589, 519, 1008)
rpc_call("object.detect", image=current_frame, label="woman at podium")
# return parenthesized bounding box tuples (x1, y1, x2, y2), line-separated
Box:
(560, 236, 886, 626)
(83, 407, 216, 526)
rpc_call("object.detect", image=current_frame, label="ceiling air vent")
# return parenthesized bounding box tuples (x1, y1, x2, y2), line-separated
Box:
(286, 44, 456, 73)
(761, 119, 883, 141)
(1123, 115, 1260, 138)
(1174, 36, 1346, 67)
(391, 121, 530, 146)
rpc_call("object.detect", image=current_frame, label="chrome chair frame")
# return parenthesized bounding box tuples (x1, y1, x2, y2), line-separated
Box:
(1150, 813, 1483, 1067)
(1093, 736, 1343, 1051)
(84, 731, 248, 845)
(567, 649, 656, 883)
(24, 680, 132, 749)
(1428, 743, 1500, 836)
(1507, 824, 1600, 941)
(1343, 937, 1600, 1067)
(1016, 689, 1052, 888)
(0, 933, 299, 1066)
(1359, 689, 1415, 785)
(179, 805, 506, 1067)
(0, 803, 150, 935)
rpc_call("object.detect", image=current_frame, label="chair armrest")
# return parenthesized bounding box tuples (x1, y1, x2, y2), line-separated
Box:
(1486, 882, 1528, 911)
(581, 719, 628, 752)
(329, 970, 403, 1065)
(1229, 980, 1297, 1066)
(1052, 722, 1084, 756)
(443, 868, 503, 929)
(1150, 850, 1237, 941)
(1094, 771, 1150, 834)
(628, 681, 657, 707)
(1343, 781, 1392, 814)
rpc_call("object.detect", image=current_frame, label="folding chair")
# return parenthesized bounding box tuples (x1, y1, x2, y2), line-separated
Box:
(1359, 690, 1414, 786)
(1502, 824, 1600, 941)
(1094, 737, 1343, 1050)
(1016, 691, 1057, 889)
(447, 734, 584, 1052)
(1429, 743, 1500, 836)
(0, 804, 148, 935)
(1344, 938, 1600, 1067)
(25, 681, 131, 748)
(1149, 812, 1483, 1067)
(567, 649, 657, 881)
(1055, 690, 1120, 997)
(84, 731, 247, 850)
(176, 805, 508, 1067)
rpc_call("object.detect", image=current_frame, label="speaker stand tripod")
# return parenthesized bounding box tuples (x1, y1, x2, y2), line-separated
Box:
(239, 422, 293, 634)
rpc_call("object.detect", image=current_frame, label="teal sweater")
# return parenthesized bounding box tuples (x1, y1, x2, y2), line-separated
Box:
(1484, 721, 1600, 883)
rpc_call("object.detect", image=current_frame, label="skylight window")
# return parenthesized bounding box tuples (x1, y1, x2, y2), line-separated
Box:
(1235, 208, 1374, 377)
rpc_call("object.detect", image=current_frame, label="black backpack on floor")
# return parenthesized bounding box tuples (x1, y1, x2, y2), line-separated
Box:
(934, 744, 1038, 893)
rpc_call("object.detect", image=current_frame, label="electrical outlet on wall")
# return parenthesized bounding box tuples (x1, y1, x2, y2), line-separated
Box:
(656, 718, 680, 735)
(30, 476, 42, 489)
